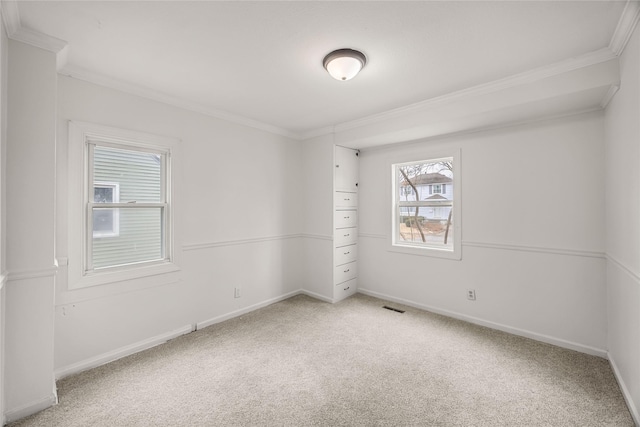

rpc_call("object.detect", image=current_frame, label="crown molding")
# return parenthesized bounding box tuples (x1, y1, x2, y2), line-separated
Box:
(600, 84, 620, 108)
(300, 125, 334, 142)
(0, 0, 20, 37)
(326, 48, 617, 136)
(609, 0, 640, 56)
(9, 26, 67, 54)
(358, 106, 604, 153)
(2, 0, 66, 53)
(59, 64, 301, 140)
(2, 1, 298, 141)
(4, 0, 630, 144)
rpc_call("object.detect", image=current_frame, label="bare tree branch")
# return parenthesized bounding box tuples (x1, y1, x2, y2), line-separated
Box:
(398, 167, 426, 242)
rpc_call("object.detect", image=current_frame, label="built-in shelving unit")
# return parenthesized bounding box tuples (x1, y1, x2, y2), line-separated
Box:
(333, 146, 359, 302)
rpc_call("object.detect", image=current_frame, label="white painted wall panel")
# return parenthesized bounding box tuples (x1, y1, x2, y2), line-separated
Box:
(0, 14, 7, 425)
(6, 41, 57, 272)
(301, 136, 333, 237)
(299, 136, 334, 300)
(54, 76, 302, 374)
(606, 263, 640, 422)
(357, 112, 607, 352)
(5, 40, 57, 421)
(604, 22, 640, 424)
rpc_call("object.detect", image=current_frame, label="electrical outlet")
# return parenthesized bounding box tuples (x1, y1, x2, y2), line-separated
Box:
(234, 287, 241, 298)
(467, 289, 476, 300)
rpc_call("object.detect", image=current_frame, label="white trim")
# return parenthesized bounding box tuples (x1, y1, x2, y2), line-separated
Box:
(1, 0, 67, 54)
(57, 47, 618, 144)
(78, 262, 181, 289)
(0, 271, 6, 290)
(4, 393, 57, 424)
(600, 84, 620, 109)
(70, 120, 180, 151)
(183, 234, 302, 252)
(299, 289, 333, 303)
(359, 234, 607, 260)
(358, 232, 385, 240)
(357, 288, 607, 358)
(196, 289, 302, 330)
(390, 149, 462, 260)
(67, 120, 182, 290)
(606, 253, 640, 283)
(0, 0, 20, 38)
(54, 324, 193, 380)
(610, 0, 640, 56)
(359, 107, 604, 154)
(300, 125, 334, 142)
(57, 46, 618, 144)
(463, 241, 605, 259)
(92, 181, 120, 238)
(609, 352, 640, 426)
(59, 65, 299, 140)
(300, 233, 332, 241)
(7, 27, 67, 54)
(7, 266, 58, 281)
(327, 49, 617, 137)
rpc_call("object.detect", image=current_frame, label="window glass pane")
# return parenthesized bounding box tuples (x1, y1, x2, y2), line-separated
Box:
(397, 207, 454, 247)
(396, 158, 454, 249)
(93, 208, 116, 235)
(93, 145, 162, 203)
(94, 186, 114, 203)
(92, 207, 164, 269)
(93, 183, 120, 237)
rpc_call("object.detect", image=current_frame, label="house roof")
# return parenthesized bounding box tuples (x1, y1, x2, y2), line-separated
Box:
(402, 173, 452, 186)
(425, 194, 448, 200)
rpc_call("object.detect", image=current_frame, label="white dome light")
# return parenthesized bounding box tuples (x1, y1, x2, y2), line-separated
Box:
(323, 49, 367, 81)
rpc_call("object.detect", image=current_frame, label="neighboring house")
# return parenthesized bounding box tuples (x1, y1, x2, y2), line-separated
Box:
(399, 172, 453, 222)
(92, 146, 163, 270)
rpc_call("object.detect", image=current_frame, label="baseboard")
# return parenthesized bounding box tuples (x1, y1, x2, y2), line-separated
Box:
(298, 289, 334, 303)
(357, 288, 608, 358)
(55, 290, 308, 382)
(54, 325, 194, 380)
(4, 393, 57, 424)
(196, 289, 302, 330)
(609, 352, 640, 426)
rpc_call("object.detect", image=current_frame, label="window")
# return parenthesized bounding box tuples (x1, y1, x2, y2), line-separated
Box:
(401, 186, 414, 196)
(93, 182, 120, 238)
(391, 150, 461, 259)
(68, 121, 180, 289)
(87, 143, 167, 271)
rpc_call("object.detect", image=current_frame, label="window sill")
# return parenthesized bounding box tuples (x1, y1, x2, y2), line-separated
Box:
(388, 243, 461, 260)
(71, 261, 181, 290)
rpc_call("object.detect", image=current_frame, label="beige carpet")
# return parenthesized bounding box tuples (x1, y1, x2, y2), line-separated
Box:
(9, 293, 634, 426)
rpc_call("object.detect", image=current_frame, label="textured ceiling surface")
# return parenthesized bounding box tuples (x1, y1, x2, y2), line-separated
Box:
(16, 1, 627, 136)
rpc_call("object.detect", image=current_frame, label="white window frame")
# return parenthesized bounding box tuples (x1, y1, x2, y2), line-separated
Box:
(68, 121, 181, 290)
(92, 181, 120, 238)
(390, 149, 461, 260)
(86, 142, 169, 272)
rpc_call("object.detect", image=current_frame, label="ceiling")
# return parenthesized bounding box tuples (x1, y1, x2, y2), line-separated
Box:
(4, 1, 636, 141)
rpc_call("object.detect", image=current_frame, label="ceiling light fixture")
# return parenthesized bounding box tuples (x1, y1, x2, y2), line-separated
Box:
(323, 48, 367, 81)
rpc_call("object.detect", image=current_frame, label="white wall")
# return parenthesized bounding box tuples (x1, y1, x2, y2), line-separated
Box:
(604, 22, 640, 424)
(2, 18, 636, 426)
(357, 112, 607, 355)
(0, 12, 7, 426)
(4, 41, 58, 422)
(54, 75, 303, 376)
(300, 135, 334, 301)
